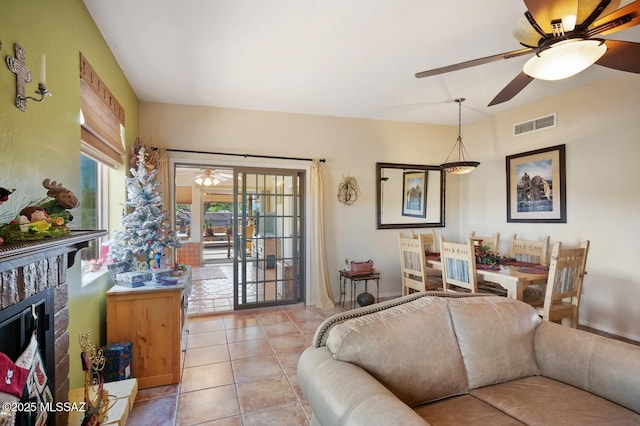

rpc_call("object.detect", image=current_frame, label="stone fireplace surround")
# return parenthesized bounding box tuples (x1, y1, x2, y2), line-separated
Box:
(0, 231, 106, 425)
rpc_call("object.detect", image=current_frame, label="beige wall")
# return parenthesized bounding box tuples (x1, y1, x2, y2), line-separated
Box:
(142, 71, 640, 341)
(462, 73, 640, 341)
(140, 103, 461, 301)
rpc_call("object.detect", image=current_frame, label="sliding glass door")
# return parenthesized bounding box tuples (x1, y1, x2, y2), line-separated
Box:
(233, 168, 304, 309)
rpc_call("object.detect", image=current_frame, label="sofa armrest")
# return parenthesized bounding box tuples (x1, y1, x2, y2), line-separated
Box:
(535, 321, 640, 413)
(298, 346, 430, 426)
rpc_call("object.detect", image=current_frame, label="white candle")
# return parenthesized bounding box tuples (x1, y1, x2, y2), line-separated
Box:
(39, 53, 46, 86)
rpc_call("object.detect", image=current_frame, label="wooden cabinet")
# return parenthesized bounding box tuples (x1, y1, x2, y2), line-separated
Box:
(106, 271, 191, 389)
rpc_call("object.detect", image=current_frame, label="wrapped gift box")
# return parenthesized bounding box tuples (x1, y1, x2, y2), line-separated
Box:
(155, 275, 179, 286)
(102, 342, 133, 383)
(116, 271, 149, 283)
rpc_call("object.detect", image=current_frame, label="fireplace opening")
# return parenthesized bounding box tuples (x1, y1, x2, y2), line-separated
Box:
(0, 287, 55, 425)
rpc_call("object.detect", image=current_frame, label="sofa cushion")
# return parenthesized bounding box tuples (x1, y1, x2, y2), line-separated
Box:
(447, 297, 541, 389)
(414, 394, 525, 425)
(326, 296, 468, 407)
(471, 375, 640, 425)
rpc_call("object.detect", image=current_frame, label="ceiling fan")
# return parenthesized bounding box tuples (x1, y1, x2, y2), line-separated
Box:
(415, 0, 640, 106)
(193, 169, 232, 186)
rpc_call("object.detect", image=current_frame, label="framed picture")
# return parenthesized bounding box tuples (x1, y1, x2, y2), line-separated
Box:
(402, 171, 427, 218)
(506, 144, 566, 223)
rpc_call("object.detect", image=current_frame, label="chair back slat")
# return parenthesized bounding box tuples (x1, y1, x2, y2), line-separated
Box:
(439, 236, 478, 293)
(399, 234, 440, 295)
(541, 241, 590, 327)
(509, 234, 550, 265)
(469, 231, 500, 254)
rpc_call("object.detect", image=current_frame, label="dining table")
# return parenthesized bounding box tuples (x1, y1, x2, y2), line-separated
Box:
(425, 254, 549, 301)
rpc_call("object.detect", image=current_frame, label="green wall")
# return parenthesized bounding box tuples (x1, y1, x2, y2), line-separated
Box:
(1, 0, 138, 388)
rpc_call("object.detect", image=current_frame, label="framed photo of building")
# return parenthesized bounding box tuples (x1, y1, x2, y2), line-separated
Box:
(402, 171, 427, 218)
(506, 144, 566, 223)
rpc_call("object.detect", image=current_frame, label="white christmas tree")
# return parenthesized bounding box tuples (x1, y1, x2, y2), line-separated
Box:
(108, 147, 181, 265)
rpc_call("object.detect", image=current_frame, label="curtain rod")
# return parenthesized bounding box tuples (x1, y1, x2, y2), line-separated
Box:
(155, 147, 325, 163)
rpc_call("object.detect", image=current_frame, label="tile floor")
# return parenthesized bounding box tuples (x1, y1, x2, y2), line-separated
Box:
(129, 263, 640, 425)
(127, 303, 345, 425)
(188, 264, 235, 315)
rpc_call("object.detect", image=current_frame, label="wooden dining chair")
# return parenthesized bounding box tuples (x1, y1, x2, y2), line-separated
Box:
(508, 234, 550, 265)
(439, 236, 478, 293)
(398, 233, 441, 295)
(411, 230, 438, 254)
(469, 231, 500, 254)
(523, 241, 590, 328)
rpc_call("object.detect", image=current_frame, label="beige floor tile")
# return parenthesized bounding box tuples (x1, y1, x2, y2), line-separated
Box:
(188, 317, 226, 333)
(181, 361, 234, 393)
(177, 385, 240, 425)
(285, 308, 325, 322)
(228, 339, 273, 360)
(186, 330, 228, 348)
(295, 319, 324, 335)
(184, 343, 230, 368)
(275, 349, 304, 374)
(256, 311, 293, 325)
(128, 394, 177, 426)
(225, 325, 265, 343)
(232, 354, 284, 382)
(223, 314, 259, 329)
(268, 334, 311, 353)
(261, 322, 302, 338)
(196, 417, 243, 426)
(134, 384, 179, 402)
(236, 376, 297, 414)
(242, 401, 309, 426)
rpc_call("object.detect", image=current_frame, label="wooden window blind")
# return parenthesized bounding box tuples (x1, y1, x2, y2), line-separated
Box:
(79, 53, 126, 168)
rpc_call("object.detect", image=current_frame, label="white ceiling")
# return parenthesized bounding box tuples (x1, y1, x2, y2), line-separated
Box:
(83, 0, 640, 125)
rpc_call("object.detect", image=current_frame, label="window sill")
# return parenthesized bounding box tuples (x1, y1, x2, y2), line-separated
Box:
(82, 268, 110, 287)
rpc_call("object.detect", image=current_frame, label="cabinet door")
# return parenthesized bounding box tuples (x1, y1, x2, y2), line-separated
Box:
(107, 290, 181, 388)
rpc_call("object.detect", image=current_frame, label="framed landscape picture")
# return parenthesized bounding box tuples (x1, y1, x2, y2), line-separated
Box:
(506, 144, 566, 223)
(402, 171, 427, 218)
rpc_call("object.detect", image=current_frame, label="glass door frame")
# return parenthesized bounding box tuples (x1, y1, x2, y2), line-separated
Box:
(233, 166, 306, 310)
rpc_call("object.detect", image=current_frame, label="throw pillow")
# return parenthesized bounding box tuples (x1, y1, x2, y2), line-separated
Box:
(326, 296, 469, 407)
(447, 297, 541, 390)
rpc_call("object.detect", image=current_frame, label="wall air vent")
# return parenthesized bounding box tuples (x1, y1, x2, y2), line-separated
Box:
(513, 113, 556, 136)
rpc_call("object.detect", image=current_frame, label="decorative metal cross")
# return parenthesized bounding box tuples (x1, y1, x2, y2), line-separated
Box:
(5, 43, 32, 111)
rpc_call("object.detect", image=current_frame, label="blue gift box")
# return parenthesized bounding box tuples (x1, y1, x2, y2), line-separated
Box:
(102, 342, 132, 382)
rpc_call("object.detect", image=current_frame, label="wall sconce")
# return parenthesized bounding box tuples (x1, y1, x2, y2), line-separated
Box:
(5, 43, 51, 111)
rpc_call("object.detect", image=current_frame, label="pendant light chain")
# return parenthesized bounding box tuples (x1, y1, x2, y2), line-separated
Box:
(439, 97, 480, 175)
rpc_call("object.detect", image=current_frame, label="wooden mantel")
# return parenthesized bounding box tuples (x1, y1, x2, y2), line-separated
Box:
(0, 229, 107, 271)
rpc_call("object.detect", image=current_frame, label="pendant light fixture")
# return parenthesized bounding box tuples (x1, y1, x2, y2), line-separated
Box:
(440, 98, 480, 175)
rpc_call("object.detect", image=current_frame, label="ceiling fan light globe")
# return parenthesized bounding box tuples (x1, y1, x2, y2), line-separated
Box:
(194, 177, 204, 185)
(202, 177, 214, 186)
(523, 39, 607, 81)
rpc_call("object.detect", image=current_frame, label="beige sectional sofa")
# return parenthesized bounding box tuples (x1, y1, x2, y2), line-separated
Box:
(298, 293, 640, 425)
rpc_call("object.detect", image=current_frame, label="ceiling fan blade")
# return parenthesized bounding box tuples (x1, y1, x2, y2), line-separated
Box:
(523, 0, 579, 32)
(415, 48, 533, 78)
(596, 40, 640, 73)
(577, 0, 620, 28)
(590, 0, 640, 35)
(488, 72, 535, 106)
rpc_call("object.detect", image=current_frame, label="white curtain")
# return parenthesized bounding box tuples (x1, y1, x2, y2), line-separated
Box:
(155, 148, 169, 204)
(310, 160, 335, 309)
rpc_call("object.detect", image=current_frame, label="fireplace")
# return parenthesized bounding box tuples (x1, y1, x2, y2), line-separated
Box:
(0, 231, 106, 425)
